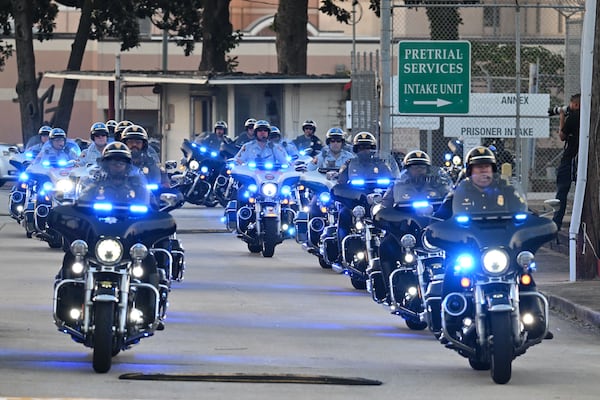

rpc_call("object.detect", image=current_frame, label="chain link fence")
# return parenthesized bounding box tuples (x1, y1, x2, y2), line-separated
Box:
(359, 1, 586, 193)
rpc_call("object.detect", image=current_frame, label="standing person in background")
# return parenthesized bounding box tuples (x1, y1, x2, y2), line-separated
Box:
(552, 93, 580, 230)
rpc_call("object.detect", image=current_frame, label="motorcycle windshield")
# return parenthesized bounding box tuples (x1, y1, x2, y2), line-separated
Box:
(392, 167, 452, 209)
(427, 175, 556, 253)
(345, 153, 400, 188)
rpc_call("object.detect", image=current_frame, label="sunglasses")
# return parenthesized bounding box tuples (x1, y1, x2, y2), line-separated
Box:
(329, 139, 343, 143)
(256, 128, 270, 133)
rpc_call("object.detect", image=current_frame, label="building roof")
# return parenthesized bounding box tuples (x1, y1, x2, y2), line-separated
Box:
(43, 70, 351, 85)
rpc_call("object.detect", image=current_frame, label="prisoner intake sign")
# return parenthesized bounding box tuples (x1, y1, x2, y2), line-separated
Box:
(444, 93, 550, 138)
(398, 40, 471, 115)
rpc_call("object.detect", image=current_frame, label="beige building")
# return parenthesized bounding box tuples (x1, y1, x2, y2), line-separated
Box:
(0, 1, 575, 162)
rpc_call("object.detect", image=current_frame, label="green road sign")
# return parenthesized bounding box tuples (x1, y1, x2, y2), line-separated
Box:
(398, 40, 470, 114)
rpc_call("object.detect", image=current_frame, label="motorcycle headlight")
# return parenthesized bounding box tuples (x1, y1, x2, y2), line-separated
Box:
(352, 205, 366, 218)
(130, 243, 148, 260)
(70, 240, 88, 256)
(516, 251, 535, 268)
(189, 160, 200, 171)
(261, 183, 278, 197)
(95, 238, 123, 265)
(482, 249, 509, 275)
(400, 234, 416, 248)
(55, 178, 74, 193)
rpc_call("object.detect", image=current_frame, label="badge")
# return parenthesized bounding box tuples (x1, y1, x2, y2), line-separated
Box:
(374, 167, 379, 174)
(143, 167, 149, 174)
(497, 195, 504, 207)
(130, 190, 136, 198)
(97, 186, 105, 200)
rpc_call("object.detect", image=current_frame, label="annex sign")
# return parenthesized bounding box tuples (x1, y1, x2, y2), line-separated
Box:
(444, 93, 550, 138)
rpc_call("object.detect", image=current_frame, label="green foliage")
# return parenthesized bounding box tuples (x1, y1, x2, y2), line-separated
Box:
(471, 42, 564, 92)
(318, 0, 380, 24)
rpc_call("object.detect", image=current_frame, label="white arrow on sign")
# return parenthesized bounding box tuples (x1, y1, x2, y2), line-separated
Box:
(413, 98, 452, 107)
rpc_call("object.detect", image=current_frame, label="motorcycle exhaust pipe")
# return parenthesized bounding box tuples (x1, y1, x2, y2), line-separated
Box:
(237, 206, 253, 221)
(442, 292, 468, 317)
(36, 204, 51, 219)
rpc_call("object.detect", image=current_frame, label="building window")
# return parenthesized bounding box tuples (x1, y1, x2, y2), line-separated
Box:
(483, 8, 500, 28)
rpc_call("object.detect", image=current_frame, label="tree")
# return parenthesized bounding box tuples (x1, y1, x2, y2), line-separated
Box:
(274, 0, 308, 75)
(1, 0, 242, 142)
(6, 0, 57, 143)
(273, 0, 380, 75)
(198, 0, 240, 72)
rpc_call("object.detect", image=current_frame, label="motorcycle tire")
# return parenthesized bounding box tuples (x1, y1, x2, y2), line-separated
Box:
(318, 256, 332, 269)
(405, 318, 427, 331)
(351, 277, 367, 290)
(490, 312, 513, 384)
(468, 357, 490, 371)
(47, 232, 63, 249)
(92, 302, 115, 373)
(248, 243, 262, 253)
(262, 218, 278, 258)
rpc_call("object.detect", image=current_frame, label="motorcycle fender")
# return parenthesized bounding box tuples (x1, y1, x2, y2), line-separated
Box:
(485, 292, 514, 312)
(93, 280, 118, 303)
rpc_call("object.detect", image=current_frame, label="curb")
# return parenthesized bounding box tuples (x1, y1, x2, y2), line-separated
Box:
(177, 228, 229, 234)
(542, 291, 600, 330)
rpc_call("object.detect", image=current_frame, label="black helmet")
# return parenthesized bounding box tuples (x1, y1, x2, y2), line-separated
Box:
(90, 122, 109, 139)
(269, 125, 281, 140)
(254, 120, 271, 132)
(114, 120, 134, 141)
(403, 150, 431, 167)
(352, 131, 377, 153)
(244, 118, 257, 129)
(38, 125, 52, 136)
(121, 125, 149, 148)
(105, 119, 118, 134)
(49, 127, 67, 140)
(102, 141, 132, 162)
(326, 127, 345, 144)
(302, 120, 317, 132)
(465, 146, 497, 176)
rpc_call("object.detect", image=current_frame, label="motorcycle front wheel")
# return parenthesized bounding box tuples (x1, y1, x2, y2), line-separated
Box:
(490, 312, 513, 384)
(93, 302, 115, 373)
(262, 218, 278, 258)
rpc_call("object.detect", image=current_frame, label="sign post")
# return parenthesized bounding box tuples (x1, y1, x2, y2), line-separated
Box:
(398, 41, 471, 114)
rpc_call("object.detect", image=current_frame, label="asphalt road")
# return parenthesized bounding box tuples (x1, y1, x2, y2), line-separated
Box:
(1, 192, 600, 399)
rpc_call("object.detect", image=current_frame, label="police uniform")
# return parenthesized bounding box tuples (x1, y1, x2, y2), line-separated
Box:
(234, 131, 254, 146)
(307, 146, 355, 171)
(195, 132, 231, 152)
(235, 140, 289, 165)
(78, 142, 105, 166)
(451, 176, 526, 214)
(34, 140, 81, 164)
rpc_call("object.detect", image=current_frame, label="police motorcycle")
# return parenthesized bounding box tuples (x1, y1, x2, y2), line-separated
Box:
(329, 154, 400, 290)
(171, 138, 229, 207)
(49, 185, 180, 373)
(21, 156, 86, 248)
(8, 149, 37, 223)
(424, 176, 556, 384)
(294, 166, 339, 269)
(223, 160, 301, 257)
(211, 141, 242, 207)
(369, 165, 452, 331)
